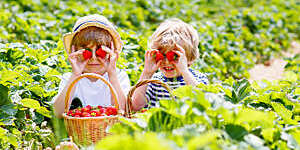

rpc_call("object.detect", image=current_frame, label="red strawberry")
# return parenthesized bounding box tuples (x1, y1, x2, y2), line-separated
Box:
(166, 51, 177, 62)
(74, 109, 82, 116)
(96, 47, 106, 58)
(90, 110, 101, 117)
(105, 107, 118, 116)
(99, 108, 105, 114)
(97, 105, 103, 109)
(81, 112, 91, 117)
(67, 110, 73, 116)
(81, 107, 90, 113)
(153, 50, 164, 62)
(141, 109, 148, 113)
(86, 105, 92, 110)
(83, 49, 92, 60)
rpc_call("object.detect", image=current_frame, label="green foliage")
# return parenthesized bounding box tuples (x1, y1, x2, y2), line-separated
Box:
(0, 0, 299, 149)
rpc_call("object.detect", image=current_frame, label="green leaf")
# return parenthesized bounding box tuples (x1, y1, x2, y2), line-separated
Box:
(236, 108, 275, 128)
(261, 128, 275, 142)
(173, 85, 193, 99)
(188, 130, 220, 149)
(20, 98, 40, 109)
(294, 88, 300, 95)
(225, 124, 248, 141)
(0, 84, 10, 106)
(36, 107, 51, 118)
(148, 110, 183, 132)
(271, 102, 298, 125)
(283, 71, 298, 82)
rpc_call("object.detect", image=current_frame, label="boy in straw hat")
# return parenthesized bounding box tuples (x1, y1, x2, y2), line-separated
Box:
(131, 18, 209, 111)
(53, 14, 130, 118)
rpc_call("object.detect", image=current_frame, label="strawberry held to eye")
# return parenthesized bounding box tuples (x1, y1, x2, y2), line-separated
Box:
(83, 49, 92, 60)
(153, 50, 164, 62)
(166, 51, 177, 62)
(96, 47, 106, 58)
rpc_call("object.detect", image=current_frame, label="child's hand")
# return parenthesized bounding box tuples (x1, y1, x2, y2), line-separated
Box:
(55, 141, 79, 150)
(68, 45, 89, 76)
(98, 41, 118, 76)
(143, 50, 162, 76)
(171, 44, 189, 74)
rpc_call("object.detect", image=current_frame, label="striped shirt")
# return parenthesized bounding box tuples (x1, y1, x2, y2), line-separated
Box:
(145, 69, 209, 108)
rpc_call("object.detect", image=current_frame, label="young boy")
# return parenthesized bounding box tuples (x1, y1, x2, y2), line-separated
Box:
(131, 18, 208, 111)
(53, 14, 130, 118)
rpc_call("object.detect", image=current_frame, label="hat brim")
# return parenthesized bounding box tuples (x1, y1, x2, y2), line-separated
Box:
(63, 23, 122, 54)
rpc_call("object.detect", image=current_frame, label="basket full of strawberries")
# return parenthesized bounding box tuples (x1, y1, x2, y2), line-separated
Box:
(62, 73, 120, 146)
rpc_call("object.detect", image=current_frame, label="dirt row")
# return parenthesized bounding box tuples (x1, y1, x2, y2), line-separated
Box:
(249, 41, 300, 82)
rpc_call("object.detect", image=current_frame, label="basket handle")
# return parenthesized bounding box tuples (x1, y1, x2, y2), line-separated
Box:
(64, 73, 119, 113)
(124, 79, 174, 118)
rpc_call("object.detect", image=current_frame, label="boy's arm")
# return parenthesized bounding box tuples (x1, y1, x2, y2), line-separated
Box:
(131, 71, 153, 111)
(180, 69, 199, 86)
(131, 50, 161, 111)
(108, 71, 127, 110)
(53, 74, 78, 118)
(173, 44, 199, 86)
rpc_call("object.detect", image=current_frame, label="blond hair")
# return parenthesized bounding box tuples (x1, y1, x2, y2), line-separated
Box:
(149, 18, 199, 63)
(71, 26, 113, 49)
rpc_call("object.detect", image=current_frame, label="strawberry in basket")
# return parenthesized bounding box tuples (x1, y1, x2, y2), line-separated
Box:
(67, 105, 118, 117)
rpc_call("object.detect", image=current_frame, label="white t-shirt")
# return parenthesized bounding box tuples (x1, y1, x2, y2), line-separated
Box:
(55, 70, 130, 107)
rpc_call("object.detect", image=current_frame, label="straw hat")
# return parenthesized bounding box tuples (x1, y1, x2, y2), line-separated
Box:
(63, 14, 122, 54)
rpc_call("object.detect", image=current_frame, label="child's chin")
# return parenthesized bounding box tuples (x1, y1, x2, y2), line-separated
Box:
(162, 71, 178, 78)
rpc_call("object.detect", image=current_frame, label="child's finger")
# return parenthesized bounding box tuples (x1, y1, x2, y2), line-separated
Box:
(111, 41, 116, 52)
(71, 45, 75, 53)
(69, 49, 85, 58)
(175, 44, 185, 54)
(172, 50, 183, 57)
(101, 45, 112, 53)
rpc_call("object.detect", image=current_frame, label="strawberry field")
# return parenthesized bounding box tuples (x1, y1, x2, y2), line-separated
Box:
(0, 0, 299, 149)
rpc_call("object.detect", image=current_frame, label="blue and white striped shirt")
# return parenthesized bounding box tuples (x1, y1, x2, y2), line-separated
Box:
(145, 69, 209, 108)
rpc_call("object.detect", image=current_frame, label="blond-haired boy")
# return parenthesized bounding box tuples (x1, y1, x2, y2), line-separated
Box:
(132, 18, 208, 111)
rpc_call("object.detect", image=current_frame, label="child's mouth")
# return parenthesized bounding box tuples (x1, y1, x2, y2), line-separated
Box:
(163, 67, 175, 72)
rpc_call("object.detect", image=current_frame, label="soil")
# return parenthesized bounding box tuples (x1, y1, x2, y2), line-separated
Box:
(249, 41, 300, 82)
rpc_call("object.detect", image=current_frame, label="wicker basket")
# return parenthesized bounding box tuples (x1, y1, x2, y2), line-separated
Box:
(62, 73, 120, 146)
(124, 79, 174, 118)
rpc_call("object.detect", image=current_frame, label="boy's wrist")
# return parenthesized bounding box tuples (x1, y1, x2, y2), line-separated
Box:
(180, 68, 191, 76)
(140, 70, 154, 79)
(108, 70, 117, 78)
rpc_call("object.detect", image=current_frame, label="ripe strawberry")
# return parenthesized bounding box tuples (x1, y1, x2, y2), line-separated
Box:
(97, 105, 103, 109)
(99, 108, 105, 114)
(166, 51, 177, 62)
(153, 51, 164, 62)
(96, 47, 106, 58)
(86, 105, 92, 110)
(90, 110, 101, 117)
(141, 109, 148, 113)
(67, 110, 73, 116)
(81, 112, 91, 117)
(74, 109, 82, 116)
(105, 107, 118, 116)
(81, 107, 90, 113)
(83, 49, 92, 60)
